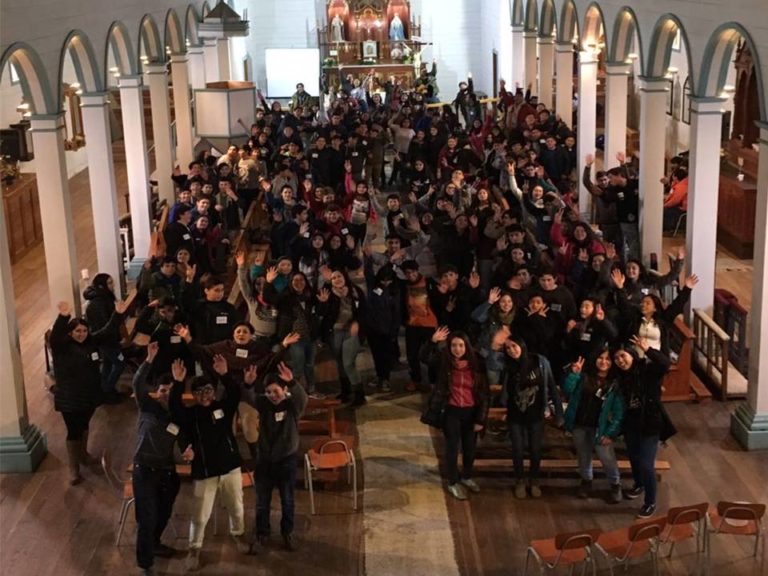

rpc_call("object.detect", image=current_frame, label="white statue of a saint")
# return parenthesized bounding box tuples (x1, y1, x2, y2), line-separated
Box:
(389, 13, 405, 41)
(331, 14, 344, 42)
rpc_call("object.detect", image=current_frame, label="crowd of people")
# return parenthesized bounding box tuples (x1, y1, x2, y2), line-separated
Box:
(47, 65, 697, 575)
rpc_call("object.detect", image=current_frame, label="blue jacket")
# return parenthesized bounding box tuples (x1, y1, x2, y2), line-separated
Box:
(563, 372, 625, 442)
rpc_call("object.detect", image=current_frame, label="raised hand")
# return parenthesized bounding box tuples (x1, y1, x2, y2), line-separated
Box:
(585, 153, 594, 167)
(566, 319, 577, 333)
(611, 268, 625, 290)
(235, 250, 246, 268)
(317, 287, 330, 303)
(468, 271, 480, 289)
(277, 361, 294, 383)
(595, 303, 605, 321)
(684, 274, 699, 289)
(538, 305, 549, 318)
(146, 341, 159, 363)
(243, 364, 258, 386)
(57, 301, 72, 316)
(432, 326, 450, 343)
(578, 248, 589, 263)
(346, 234, 356, 250)
(181, 444, 195, 463)
(212, 354, 228, 375)
(115, 300, 129, 315)
(175, 324, 192, 342)
(605, 242, 617, 261)
(616, 151, 626, 164)
(630, 334, 650, 352)
(281, 332, 301, 347)
(186, 263, 197, 283)
(171, 358, 187, 382)
(571, 356, 585, 374)
(266, 266, 278, 284)
(488, 287, 501, 305)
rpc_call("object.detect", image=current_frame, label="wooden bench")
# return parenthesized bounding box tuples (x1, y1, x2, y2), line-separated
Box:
(474, 458, 671, 480)
(692, 309, 748, 399)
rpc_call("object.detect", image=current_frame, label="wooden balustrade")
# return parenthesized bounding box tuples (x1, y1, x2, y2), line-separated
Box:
(692, 309, 748, 399)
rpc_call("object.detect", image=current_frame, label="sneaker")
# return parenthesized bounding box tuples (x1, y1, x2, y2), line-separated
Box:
(282, 534, 296, 551)
(609, 483, 623, 504)
(380, 380, 392, 393)
(460, 478, 481, 494)
(447, 483, 468, 500)
(529, 483, 542, 499)
(154, 543, 177, 557)
(624, 485, 644, 500)
(185, 549, 201, 572)
(577, 479, 592, 499)
(637, 503, 657, 518)
(514, 481, 527, 499)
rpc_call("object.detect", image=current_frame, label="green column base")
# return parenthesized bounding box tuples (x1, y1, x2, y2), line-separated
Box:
(0, 424, 48, 472)
(731, 403, 768, 451)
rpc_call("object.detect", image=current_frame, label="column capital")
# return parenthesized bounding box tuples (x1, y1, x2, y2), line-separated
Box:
(523, 30, 538, 39)
(79, 92, 111, 107)
(689, 96, 728, 115)
(170, 53, 190, 65)
(144, 62, 169, 75)
(202, 36, 224, 46)
(555, 42, 573, 53)
(637, 76, 669, 91)
(118, 75, 144, 88)
(187, 45, 204, 55)
(511, 24, 524, 33)
(29, 113, 66, 131)
(578, 51, 599, 65)
(604, 62, 632, 76)
(537, 36, 555, 46)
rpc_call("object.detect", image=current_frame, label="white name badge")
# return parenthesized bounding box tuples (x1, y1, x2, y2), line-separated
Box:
(617, 192, 625, 200)
(183, 233, 191, 240)
(312, 153, 319, 159)
(373, 288, 383, 296)
(580, 332, 592, 342)
(216, 315, 228, 325)
(235, 348, 249, 359)
(91, 352, 100, 361)
(117, 353, 124, 361)
(543, 215, 552, 222)
(170, 335, 182, 344)
(341, 228, 349, 235)
(166, 423, 180, 436)
(641, 288, 650, 295)
(275, 411, 286, 422)
(550, 303, 562, 312)
(213, 409, 224, 420)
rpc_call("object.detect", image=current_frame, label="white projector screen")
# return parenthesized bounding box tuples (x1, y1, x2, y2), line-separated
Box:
(265, 48, 320, 99)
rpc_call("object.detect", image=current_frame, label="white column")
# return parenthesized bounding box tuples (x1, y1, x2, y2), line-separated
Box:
(554, 42, 573, 125)
(187, 45, 207, 90)
(537, 37, 554, 110)
(29, 114, 80, 314)
(577, 50, 598, 218)
(685, 98, 726, 316)
(604, 63, 631, 171)
(170, 54, 195, 171)
(79, 93, 125, 297)
(523, 31, 538, 94)
(118, 76, 153, 263)
(217, 39, 231, 81)
(0, 193, 47, 472)
(511, 26, 524, 88)
(637, 77, 668, 264)
(145, 63, 175, 207)
(203, 38, 220, 83)
(732, 123, 768, 450)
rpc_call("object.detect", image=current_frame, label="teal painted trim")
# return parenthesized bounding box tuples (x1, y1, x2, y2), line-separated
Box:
(645, 14, 695, 94)
(609, 7, 644, 73)
(538, 0, 555, 37)
(698, 23, 766, 123)
(524, 0, 538, 32)
(583, 2, 606, 45)
(0, 42, 57, 114)
(140, 14, 165, 63)
(0, 424, 48, 473)
(165, 9, 185, 55)
(731, 403, 768, 451)
(186, 5, 202, 46)
(58, 31, 106, 107)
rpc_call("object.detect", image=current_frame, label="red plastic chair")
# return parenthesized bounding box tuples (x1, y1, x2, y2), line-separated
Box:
(524, 529, 601, 575)
(304, 439, 357, 515)
(596, 516, 667, 576)
(707, 501, 766, 562)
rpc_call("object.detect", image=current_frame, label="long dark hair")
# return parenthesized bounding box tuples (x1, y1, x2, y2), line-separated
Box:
(91, 273, 115, 300)
(444, 330, 479, 371)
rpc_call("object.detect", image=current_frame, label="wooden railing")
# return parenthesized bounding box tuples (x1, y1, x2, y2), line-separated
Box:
(692, 309, 748, 399)
(662, 317, 711, 402)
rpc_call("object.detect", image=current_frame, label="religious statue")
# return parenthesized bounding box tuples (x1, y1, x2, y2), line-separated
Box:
(331, 14, 345, 42)
(389, 12, 405, 41)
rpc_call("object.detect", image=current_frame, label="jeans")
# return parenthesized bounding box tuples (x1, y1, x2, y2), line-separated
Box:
(367, 332, 397, 381)
(443, 405, 477, 485)
(509, 420, 543, 481)
(189, 467, 245, 549)
(132, 465, 180, 569)
(624, 431, 659, 506)
(255, 456, 297, 536)
(288, 340, 316, 390)
(61, 409, 95, 441)
(572, 427, 620, 484)
(405, 326, 434, 384)
(619, 222, 640, 262)
(331, 330, 361, 395)
(100, 345, 125, 395)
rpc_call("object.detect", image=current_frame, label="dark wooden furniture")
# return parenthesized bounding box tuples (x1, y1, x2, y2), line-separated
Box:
(2, 173, 42, 263)
(718, 170, 757, 259)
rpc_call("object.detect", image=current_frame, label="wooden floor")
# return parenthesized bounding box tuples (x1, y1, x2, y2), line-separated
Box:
(1, 163, 765, 576)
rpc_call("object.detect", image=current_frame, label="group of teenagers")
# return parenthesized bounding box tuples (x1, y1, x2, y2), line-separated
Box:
(46, 71, 697, 575)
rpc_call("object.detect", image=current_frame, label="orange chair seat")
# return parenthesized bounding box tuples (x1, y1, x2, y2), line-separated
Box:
(597, 527, 653, 559)
(530, 538, 589, 565)
(307, 450, 350, 470)
(708, 511, 760, 536)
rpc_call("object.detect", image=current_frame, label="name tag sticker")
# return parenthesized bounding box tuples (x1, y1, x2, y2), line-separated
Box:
(617, 192, 625, 200)
(373, 288, 383, 296)
(170, 335, 182, 344)
(183, 233, 191, 240)
(235, 348, 249, 359)
(216, 315, 228, 325)
(341, 228, 349, 235)
(166, 423, 180, 436)
(641, 288, 650, 295)
(580, 332, 592, 342)
(543, 215, 552, 222)
(550, 303, 562, 312)
(213, 409, 224, 420)
(275, 411, 286, 422)
(91, 352, 100, 361)
(117, 353, 124, 361)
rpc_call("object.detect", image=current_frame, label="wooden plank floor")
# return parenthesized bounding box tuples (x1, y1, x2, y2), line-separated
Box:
(1, 161, 764, 576)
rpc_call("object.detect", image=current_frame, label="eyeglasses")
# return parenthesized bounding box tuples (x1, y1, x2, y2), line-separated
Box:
(192, 386, 215, 396)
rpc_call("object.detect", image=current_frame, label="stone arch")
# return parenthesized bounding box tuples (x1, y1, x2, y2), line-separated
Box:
(557, 0, 579, 44)
(699, 23, 766, 122)
(105, 20, 138, 78)
(609, 7, 644, 69)
(186, 4, 202, 46)
(0, 42, 57, 114)
(524, 0, 538, 32)
(646, 14, 694, 89)
(581, 2, 606, 49)
(58, 30, 104, 105)
(201, 1, 211, 18)
(165, 9, 185, 55)
(539, 0, 556, 38)
(138, 14, 164, 64)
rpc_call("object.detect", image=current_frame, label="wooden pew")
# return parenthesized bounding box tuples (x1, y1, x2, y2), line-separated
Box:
(692, 309, 748, 399)
(663, 317, 711, 402)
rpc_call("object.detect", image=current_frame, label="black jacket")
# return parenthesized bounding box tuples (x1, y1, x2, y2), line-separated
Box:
(619, 348, 670, 437)
(172, 374, 242, 480)
(262, 282, 319, 341)
(317, 284, 367, 343)
(255, 379, 308, 463)
(83, 286, 121, 346)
